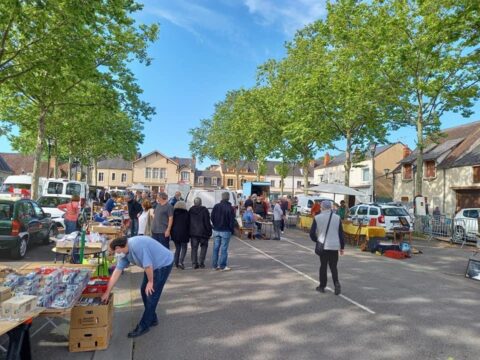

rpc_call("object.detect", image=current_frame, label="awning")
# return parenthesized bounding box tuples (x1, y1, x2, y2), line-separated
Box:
(307, 183, 366, 196)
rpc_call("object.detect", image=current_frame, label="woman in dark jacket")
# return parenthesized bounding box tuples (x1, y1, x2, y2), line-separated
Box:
(189, 197, 212, 269)
(171, 201, 190, 269)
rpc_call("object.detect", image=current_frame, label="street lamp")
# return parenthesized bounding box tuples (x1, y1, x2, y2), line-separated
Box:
(369, 142, 377, 202)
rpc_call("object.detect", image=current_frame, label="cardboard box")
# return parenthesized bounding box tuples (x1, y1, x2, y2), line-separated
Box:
(69, 324, 111, 352)
(70, 293, 113, 329)
(1, 295, 37, 318)
(0, 286, 12, 303)
(90, 226, 122, 235)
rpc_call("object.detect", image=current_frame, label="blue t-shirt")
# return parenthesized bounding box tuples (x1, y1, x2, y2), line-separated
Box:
(116, 236, 173, 271)
(105, 198, 116, 213)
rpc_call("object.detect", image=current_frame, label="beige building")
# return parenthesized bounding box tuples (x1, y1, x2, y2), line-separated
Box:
(393, 121, 480, 217)
(132, 151, 195, 192)
(219, 161, 263, 191)
(93, 158, 133, 189)
(314, 142, 407, 203)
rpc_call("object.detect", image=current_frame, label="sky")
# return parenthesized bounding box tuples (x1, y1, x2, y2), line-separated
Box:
(0, 0, 479, 167)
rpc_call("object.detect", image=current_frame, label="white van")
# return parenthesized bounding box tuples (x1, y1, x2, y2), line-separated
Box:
(0, 175, 47, 199)
(296, 195, 332, 214)
(43, 179, 89, 205)
(185, 189, 239, 216)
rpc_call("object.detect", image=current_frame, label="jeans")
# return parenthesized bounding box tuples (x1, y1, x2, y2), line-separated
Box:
(273, 220, 282, 240)
(64, 220, 77, 234)
(191, 237, 209, 266)
(319, 250, 339, 288)
(152, 233, 170, 249)
(130, 218, 139, 237)
(173, 242, 188, 266)
(139, 263, 173, 329)
(211, 231, 231, 269)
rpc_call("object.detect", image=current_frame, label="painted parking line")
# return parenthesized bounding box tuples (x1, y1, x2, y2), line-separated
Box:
(236, 237, 376, 315)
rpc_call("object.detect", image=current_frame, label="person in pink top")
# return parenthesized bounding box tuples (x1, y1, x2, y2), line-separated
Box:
(58, 194, 81, 234)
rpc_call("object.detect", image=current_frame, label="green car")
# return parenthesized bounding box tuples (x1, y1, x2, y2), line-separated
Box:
(0, 195, 58, 259)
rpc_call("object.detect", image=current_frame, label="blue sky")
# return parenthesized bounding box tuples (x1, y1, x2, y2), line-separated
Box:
(0, 0, 478, 167)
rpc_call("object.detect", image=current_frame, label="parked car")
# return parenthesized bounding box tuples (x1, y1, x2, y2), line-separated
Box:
(37, 195, 71, 229)
(452, 208, 479, 243)
(0, 194, 57, 259)
(296, 195, 332, 215)
(185, 189, 239, 216)
(349, 203, 414, 234)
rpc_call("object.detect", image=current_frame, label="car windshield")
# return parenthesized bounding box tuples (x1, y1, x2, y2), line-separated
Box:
(382, 207, 409, 216)
(37, 197, 70, 208)
(0, 202, 13, 220)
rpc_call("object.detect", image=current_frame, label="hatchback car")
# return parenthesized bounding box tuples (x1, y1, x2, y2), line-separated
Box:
(36, 195, 71, 229)
(452, 208, 479, 243)
(349, 203, 414, 234)
(0, 194, 57, 259)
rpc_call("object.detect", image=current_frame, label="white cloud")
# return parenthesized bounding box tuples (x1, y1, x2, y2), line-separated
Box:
(244, 0, 327, 34)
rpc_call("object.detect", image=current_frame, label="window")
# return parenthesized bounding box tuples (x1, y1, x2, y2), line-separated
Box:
(297, 181, 302, 188)
(17, 202, 34, 221)
(227, 179, 234, 187)
(98, 172, 104, 182)
(369, 207, 379, 216)
(425, 161, 436, 178)
(211, 177, 217, 186)
(47, 182, 63, 194)
(31, 202, 44, 218)
(381, 208, 409, 216)
(145, 167, 152, 179)
(121, 173, 127, 182)
(181, 171, 190, 181)
(464, 210, 479, 219)
(152, 168, 159, 179)
(473, 166, 480, 183)
(111, 173, 116, 181)
(403, 164, 412, 180)
(362, 168, 370, 182)
(198, 176, 204, 185)
(271, 180, 275, 187)
(66, 183, 81, 196)
(349, 206, 358, 215)
(357, 206, 368, 215)
(160, 168, 166, 179)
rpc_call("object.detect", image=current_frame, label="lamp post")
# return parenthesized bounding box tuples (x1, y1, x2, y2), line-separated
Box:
(369, 142, 377, 202)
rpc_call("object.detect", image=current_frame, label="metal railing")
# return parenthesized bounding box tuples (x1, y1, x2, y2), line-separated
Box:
(415, 215, 479, 247)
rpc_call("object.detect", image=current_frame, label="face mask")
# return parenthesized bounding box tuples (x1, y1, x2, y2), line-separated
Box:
(115, 252, 126, 261)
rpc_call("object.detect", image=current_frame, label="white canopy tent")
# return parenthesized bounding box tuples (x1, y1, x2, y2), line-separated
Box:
(128, 183, 148, 192)
(307, 184, 366, 197)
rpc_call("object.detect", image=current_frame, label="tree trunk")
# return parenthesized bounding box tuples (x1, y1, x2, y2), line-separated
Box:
(94, 159, 98, 187)
(53, 140, 58, 178)
(31, 108, 47, 200)
(235, 166, 240, 191)
(68, 155, 73, 180)
(344, 134, 353, 203)
(280, 176, 284, 196)
(415, 110, 424, 195)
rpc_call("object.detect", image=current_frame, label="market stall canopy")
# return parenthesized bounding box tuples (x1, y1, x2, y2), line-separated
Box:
(307, 184, 366, 197)
(128, 183, 148, 191)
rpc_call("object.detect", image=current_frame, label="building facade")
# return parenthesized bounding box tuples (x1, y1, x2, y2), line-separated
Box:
(264, 161, 316, 197)
(132, 151, 195, 193)
(393, 121, 480, 217)
(314, 143, 407, 203)
(93, 158, 133, 189)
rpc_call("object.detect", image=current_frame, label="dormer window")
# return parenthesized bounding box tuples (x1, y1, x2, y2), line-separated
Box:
(424, 161, 436, 179)
(403, 164, 412, 180)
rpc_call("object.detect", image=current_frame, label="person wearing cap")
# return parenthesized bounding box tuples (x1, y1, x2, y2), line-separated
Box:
(102, 235, 173, 338)
(125, 192, 142, 237)
(309, 200, 345, 295)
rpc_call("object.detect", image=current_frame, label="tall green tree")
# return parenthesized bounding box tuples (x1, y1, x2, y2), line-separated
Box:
(370, 0, 480, 194)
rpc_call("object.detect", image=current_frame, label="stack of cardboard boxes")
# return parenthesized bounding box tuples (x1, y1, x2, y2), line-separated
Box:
(69, 293, 114, 352)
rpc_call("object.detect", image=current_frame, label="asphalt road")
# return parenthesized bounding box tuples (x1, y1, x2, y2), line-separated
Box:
(1, 229, 479, 360)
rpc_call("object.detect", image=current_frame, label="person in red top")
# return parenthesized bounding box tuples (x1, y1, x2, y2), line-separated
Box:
(58, 194, 81, 234)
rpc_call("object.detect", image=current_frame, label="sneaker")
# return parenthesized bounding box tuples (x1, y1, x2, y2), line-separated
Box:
(281, 231, 284, 234)
(214, 267, 220, 271)
(193, 264, 199, 269)
(315, 286, 325, 293)
(199, 263, 205, 269)
(220, 267, 231, 271)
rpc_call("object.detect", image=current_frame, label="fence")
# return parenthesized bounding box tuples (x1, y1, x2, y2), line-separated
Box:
(415, 215, 479, 246)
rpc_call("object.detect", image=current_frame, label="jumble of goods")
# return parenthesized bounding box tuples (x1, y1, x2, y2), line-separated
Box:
(0, 267, 91, 317)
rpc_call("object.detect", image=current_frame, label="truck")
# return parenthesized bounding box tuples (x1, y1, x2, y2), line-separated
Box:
(242, 181, 270, 199)
(165, 183, 191, 201)
(0, 175, 47, 200)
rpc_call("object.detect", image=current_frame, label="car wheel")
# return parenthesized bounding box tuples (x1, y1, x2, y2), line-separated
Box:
(43, 225, 58, 245)
(452, 226, 465, 244)
(11, 237, 28, 259)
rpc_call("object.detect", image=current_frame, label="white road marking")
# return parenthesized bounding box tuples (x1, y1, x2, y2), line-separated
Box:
(236, 237, 376, 315)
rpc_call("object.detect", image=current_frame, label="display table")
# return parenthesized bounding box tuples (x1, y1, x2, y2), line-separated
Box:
(343, 223, 386, 246)
(298, 215, 313, 231)
(392, 228, 413, 244)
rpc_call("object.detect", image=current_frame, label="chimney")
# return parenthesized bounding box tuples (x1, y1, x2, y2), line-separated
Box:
(403, 146, 411, 159)
(309, 159, 315, 167)
(323, 153, 330, 167)
(191, 156, 196, 170)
